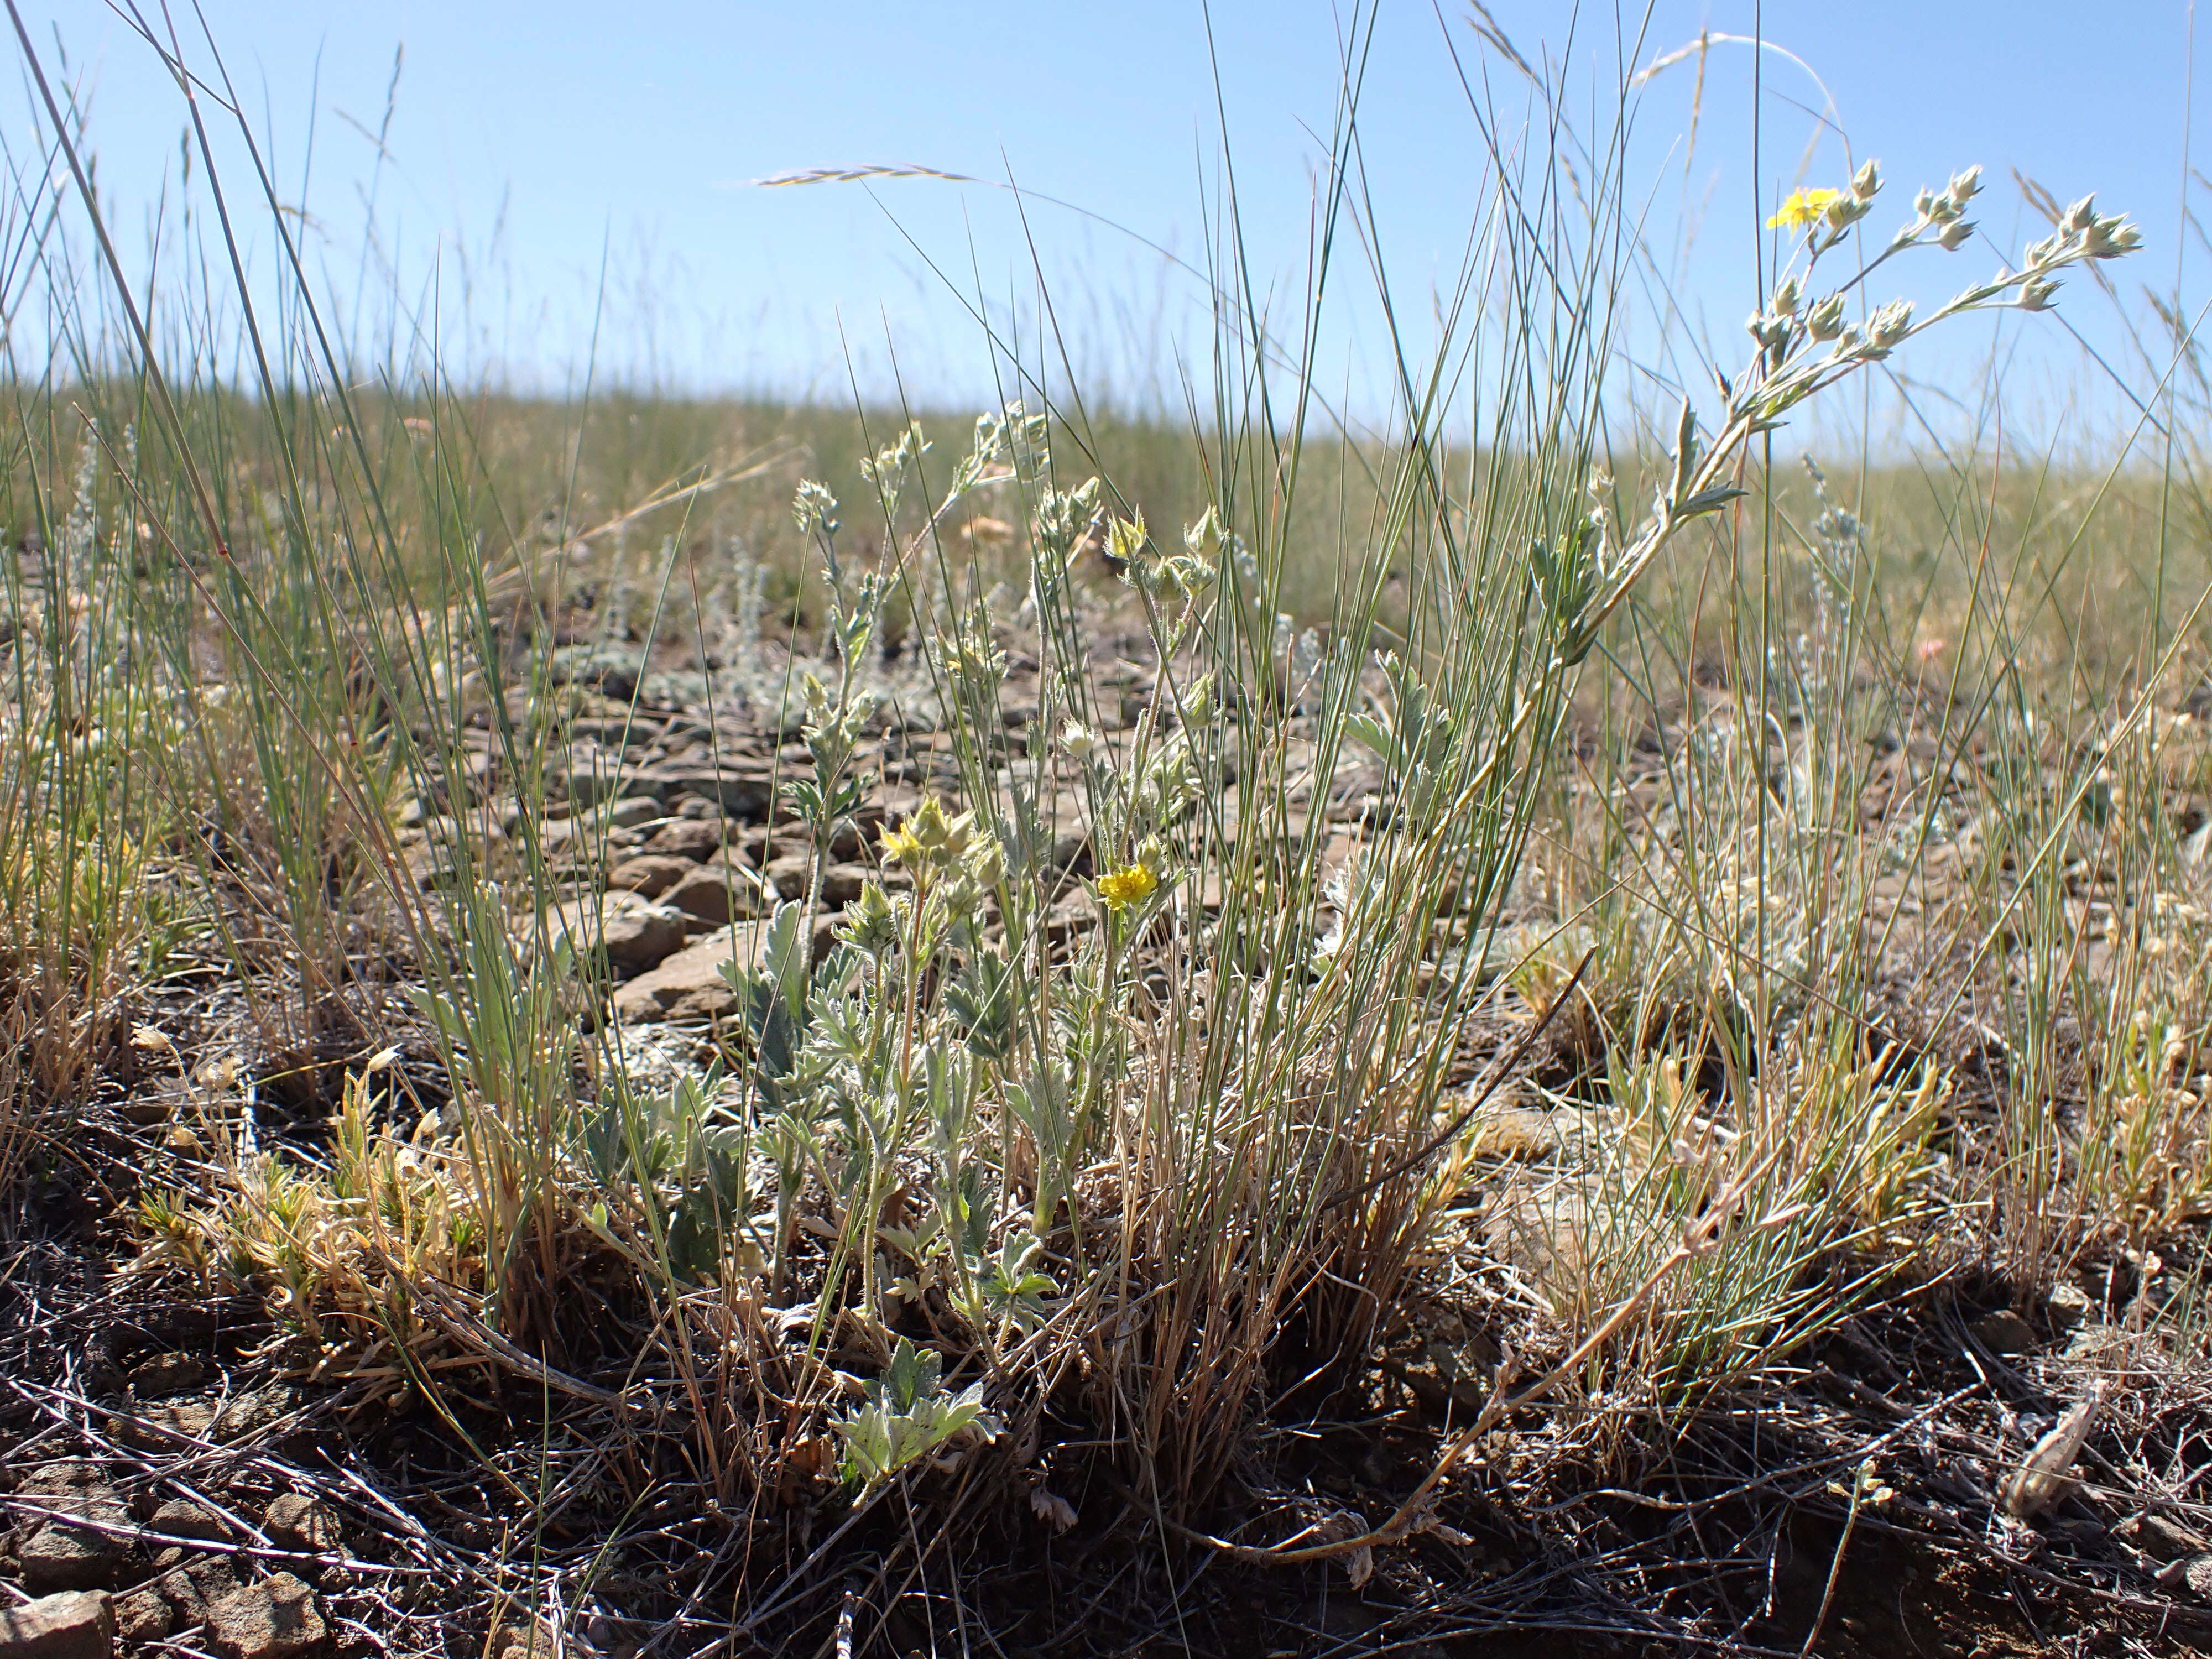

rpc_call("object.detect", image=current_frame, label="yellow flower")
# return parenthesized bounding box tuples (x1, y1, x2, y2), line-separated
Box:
(1768, 187, 1841, 231)
(1096, 864, 1159, 910)
(878, 822, 926, 869)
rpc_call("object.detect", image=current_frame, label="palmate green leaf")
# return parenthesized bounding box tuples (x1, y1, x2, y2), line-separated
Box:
(1342, 709, 1394, 764)
(722, 903, 822, 1112)
(836, 1405, 897, 1487)
(978, 1229, 1056, 1333)
(877, 1207, 941, 1263)
(834, 1337, 998, 1490)
(952, 1160, 993, 1264)
(878, 1335, 939, 1413)
(944, 950, 1015, 1061)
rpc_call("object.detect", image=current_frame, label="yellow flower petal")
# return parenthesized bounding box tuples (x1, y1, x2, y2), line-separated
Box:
(1768, 187, 1842, 231)
(879, 823, 926, 867)
(1097, 864, 1159, 910)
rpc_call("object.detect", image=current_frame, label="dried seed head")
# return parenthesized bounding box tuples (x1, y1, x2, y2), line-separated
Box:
(2003, 1384, 2106, 1520)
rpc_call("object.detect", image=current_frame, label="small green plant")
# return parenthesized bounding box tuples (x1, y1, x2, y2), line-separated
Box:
(830, 1335, 998, 1491)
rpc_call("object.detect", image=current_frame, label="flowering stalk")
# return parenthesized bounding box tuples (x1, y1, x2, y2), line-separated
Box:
(1550, 164, 2142, 667)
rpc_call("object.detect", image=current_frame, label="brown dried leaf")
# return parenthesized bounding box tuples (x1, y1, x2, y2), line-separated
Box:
(1344, 1545, 1375, 1588)
(1029, 1487, 1077, 1533)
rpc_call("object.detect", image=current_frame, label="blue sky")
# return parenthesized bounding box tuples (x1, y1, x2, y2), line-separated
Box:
(13, 2, 2205, 440)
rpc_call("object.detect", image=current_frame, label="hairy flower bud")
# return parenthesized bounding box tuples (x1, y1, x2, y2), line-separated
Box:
(2084, 215, 2143, 259)
(1183, 505, 1225, 561)
(1059, 719, 1104, 761)
(1806, 294, 1848, 341)
(840, 881, 899, 953)
(1938, 218, 1974, 251)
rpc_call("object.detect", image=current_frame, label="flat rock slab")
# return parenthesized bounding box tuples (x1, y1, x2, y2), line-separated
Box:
(262, 1494, 343, 1554)
(665, 853, 773, 926)
(111, 1588, 171, 1645)
(148, 1499, 227, 1544)
(113, 1400, 214, 1449)
(15, 1467, 129, 1594)
(607, 853, 696, 898)
(640, 817, 726, 859)
(611, 922, 775, 1022)
(18, 1526, 120, 1595)
(0, 1590, 113, 1659)
(548, 892, 688, 974)
(150, 1554, 237, 1625)
(204, 1573, 324, 1659)
(649, 763, 775, 818)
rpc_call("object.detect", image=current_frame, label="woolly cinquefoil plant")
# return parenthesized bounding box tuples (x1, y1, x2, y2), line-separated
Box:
(646, 149, 2144, 1536)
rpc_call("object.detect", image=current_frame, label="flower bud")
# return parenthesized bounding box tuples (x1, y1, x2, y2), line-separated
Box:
(1938, 218, 1974, 251)
(2063, 195, 2097, 233)
(2085, 215, 2143, 259)
(1850, 159, 1882, 200)
(1060, 719, 1104, 761)
(1183, 505, 1225, 560)
(1949, 165, 1983, 204)
(840, 881, 899, 953)
(964, 834, 1005, 893)
(1771, 273, 1802, 315)
(1806, 294, 1848, 341)
(2019, 278, 2060, 312)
